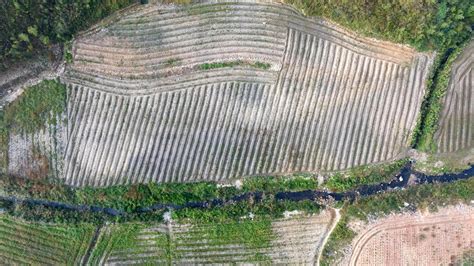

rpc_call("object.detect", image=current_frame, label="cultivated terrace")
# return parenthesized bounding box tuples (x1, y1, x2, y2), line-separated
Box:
(0, 0, 472, 265)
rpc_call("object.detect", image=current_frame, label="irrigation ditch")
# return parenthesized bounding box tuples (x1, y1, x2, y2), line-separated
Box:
(0, 161, 473, 218)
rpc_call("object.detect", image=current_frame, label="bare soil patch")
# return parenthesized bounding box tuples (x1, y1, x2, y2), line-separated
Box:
(343, 205, 474, 266)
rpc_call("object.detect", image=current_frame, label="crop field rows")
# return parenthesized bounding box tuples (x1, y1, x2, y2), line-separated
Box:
(105, 225, 169, 265)
(0, 215, 94, 265)
(346, 206, 474, 266)
(435, 41, 473, 154)
(99, 212, 335, 264)
(59, 0, 433, 186)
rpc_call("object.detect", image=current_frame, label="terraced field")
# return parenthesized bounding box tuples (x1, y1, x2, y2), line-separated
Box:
(95, 211, 337, 264)
(344, 205, 474, 266)
(435, 41, 473, 154)
(60, 0, 433, 186)
(0, 215, 94, 265)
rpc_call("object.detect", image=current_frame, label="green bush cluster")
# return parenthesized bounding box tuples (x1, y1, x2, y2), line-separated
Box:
(0, 0, 136, 64)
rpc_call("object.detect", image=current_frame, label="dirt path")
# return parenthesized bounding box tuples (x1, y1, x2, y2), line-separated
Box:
(315, 208, 340, 265)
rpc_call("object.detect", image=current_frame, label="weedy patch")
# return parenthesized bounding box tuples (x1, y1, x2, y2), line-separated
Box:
(165, 57, 181, 67)
(323, 159, 408, 192)
(2, 79, 66, 135)
(198, 60, 271, 70)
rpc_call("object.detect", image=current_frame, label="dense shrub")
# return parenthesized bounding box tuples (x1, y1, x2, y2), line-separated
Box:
(0, 0, 136, 64)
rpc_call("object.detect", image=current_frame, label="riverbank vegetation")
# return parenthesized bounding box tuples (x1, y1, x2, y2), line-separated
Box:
(0, 172, 322, 224)
(323, 159, 408, 192)
(0, 159, 409, 220)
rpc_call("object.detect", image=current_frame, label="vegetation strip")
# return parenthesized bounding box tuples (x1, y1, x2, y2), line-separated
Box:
(198, 60, 271, 70)
(81, 224, 103, 266)
(1, 163, 473, 221)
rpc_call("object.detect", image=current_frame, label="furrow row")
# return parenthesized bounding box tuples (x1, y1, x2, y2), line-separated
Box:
(106, 1, 414, 63)
(63, 26, 431, 185)
(436, 41, 473, 154)
(62, 67, 276, 95)
(256, 28, 430, 172)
